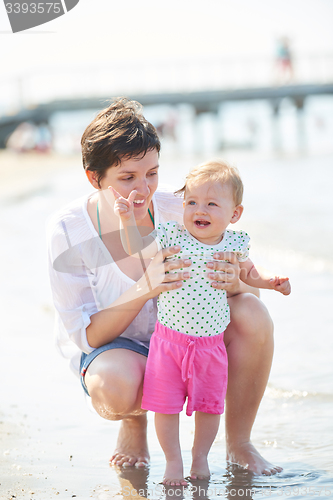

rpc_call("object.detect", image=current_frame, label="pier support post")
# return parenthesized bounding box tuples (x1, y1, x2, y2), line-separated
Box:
(271, 99, 282, 153)
(293, 96, 306, 153)
(193, 104, 220, 154)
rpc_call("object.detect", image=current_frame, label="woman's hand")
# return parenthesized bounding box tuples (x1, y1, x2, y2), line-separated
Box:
(137, 245, 191, 299)
(206, 252, 242, 296)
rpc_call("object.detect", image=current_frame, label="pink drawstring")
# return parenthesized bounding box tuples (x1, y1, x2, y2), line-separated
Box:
(181, 339, 196, 382)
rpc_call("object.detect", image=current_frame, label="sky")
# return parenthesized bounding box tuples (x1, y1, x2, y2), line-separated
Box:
(0, 0, 333, 113)
(1, 0, 333, 78)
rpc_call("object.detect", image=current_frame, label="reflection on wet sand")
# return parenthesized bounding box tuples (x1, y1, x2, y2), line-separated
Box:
(90, 461, 333, 500)
(116, 466, 150, 500)
(222, 465, 255, 499)
(92, 464, 256, 500)
(91, 466, 150, 500)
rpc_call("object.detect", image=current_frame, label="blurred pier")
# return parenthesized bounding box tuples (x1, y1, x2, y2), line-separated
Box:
(1, 54, 333, 150)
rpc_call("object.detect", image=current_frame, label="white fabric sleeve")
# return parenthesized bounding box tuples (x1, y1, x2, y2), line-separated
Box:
(154, 188, 184, 225)
(47, 220, 97, 355)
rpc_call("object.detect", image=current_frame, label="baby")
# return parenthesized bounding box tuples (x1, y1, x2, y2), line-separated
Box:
(113, 160, 290, 485)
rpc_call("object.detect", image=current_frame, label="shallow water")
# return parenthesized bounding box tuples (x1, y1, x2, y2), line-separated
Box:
(1, 149, 333, 498)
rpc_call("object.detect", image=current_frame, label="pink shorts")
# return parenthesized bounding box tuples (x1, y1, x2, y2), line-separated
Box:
(142, 321, 228, 416)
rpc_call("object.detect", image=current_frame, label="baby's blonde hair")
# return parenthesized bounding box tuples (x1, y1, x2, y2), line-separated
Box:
(175, 160, 243, 206)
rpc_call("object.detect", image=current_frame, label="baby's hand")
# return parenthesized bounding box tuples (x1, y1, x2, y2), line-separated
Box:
(269, 276, 291, 295)
(110, 187, 137, 222)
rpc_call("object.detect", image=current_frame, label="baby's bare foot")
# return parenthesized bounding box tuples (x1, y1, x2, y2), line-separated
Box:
(163, 459, 188, 486)
(226, 441, 282, 476)
(110, 415, 149, 468)
(190, 454, 210, 480)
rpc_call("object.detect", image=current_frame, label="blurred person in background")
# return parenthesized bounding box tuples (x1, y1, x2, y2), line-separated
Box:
(275, 36, 294, 84)
(6, 121, 52, 153)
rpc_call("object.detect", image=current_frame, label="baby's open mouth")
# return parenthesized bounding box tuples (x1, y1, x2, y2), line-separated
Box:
(195, 220, 210, 227)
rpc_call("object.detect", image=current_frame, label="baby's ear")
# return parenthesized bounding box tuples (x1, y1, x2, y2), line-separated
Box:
(230, 205, 243, 224)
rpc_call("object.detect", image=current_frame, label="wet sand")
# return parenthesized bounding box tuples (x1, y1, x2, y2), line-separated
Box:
(1, 331, 123, 500)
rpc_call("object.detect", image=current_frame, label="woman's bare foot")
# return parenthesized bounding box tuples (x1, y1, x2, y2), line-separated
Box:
(226, 441, 282, 476)
(110, 415, 149, 468)
(163, 459, 188, 486)
(190, 454, 210, 480)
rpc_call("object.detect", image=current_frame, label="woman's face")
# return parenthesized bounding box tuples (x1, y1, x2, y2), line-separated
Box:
(99, 148, 159, 222)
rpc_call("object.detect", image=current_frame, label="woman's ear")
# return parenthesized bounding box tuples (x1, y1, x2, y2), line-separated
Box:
(230, 204, 244, 224)
(85, 169, 100, 189)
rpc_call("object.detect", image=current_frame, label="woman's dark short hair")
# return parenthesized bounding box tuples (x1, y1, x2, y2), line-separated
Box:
(81, 98, 161, 187)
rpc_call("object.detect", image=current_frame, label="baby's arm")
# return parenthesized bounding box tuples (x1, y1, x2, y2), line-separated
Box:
(239, 259, 291, 295)
(111, 187, 158, 259)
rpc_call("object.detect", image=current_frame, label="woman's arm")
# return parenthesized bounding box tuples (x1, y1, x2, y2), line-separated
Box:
(86, 288, 153, 348)
(86, 245, 191, 348)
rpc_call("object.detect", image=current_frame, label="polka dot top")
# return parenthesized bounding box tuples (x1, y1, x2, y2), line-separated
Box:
(155, 221, 250, 337)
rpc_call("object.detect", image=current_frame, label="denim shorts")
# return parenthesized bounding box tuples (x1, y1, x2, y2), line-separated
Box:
(80, 337, 149, 396)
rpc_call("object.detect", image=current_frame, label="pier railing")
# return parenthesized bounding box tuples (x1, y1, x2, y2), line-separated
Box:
(1, 53, 333, 115)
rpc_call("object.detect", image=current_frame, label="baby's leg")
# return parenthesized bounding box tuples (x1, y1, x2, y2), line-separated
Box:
(190, 412, 221, 480)
(155, 413, 187, 486)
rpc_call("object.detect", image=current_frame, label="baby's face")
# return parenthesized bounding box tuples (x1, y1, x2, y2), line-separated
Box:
(183, 181, 241, 245)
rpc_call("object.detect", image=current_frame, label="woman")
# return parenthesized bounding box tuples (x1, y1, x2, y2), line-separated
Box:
(47, 98, 281, 476)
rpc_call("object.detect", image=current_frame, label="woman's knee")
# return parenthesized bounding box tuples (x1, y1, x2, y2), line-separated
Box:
(227, 293, 274, 346)
(86, 370, 143, 417)
(85, 353, 146, 416)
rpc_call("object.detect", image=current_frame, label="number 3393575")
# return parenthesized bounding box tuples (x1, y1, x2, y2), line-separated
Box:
(5, 3, 61, 14)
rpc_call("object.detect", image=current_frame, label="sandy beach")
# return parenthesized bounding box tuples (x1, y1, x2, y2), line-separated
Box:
(1, 150, 333, 499)
(0, 151, 80, 200)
